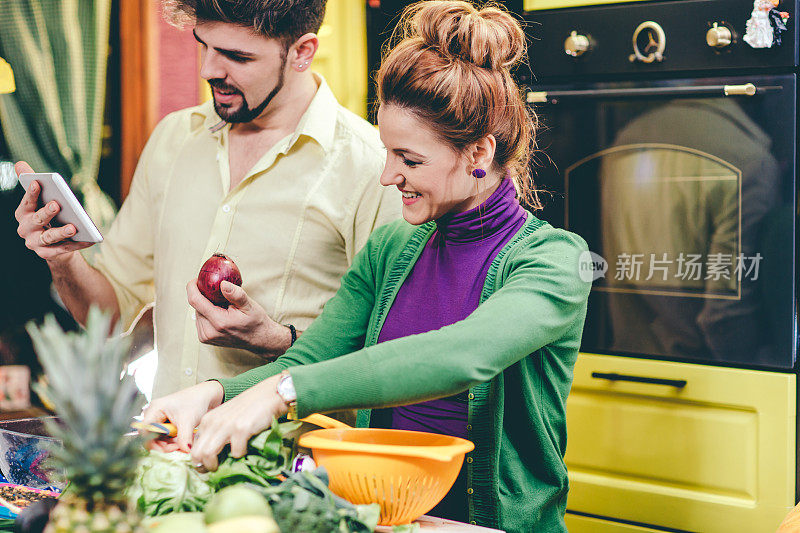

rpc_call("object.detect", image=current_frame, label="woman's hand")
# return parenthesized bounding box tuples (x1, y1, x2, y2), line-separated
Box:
(190, 374, 289, 471)
(187, 279, 292, 358)
(141, 380, 224, 453)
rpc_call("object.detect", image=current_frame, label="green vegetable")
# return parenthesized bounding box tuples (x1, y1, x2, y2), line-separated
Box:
(124, 419, 381, 532)
(261, 468, 380, 533)
(207, 418, 300, 490)
(127, 450, 213, 516)
(128, 419, 301, 517)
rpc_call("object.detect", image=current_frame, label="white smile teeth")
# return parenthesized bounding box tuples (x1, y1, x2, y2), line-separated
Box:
(402, 192, 421, 199)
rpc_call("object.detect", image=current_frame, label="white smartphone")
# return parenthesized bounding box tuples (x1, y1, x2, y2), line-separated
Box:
(18, 172, 104, 243)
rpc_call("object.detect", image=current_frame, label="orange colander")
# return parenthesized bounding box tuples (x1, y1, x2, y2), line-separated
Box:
(297, 427, 474, 526)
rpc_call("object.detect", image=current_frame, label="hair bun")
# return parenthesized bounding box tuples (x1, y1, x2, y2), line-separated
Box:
(404, 1, 526, 70)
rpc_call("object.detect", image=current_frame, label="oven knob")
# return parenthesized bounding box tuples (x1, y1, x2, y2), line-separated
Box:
(564, 31, 591, 57)
(706, 22, 732, 48)
(629, 21, 666, 63)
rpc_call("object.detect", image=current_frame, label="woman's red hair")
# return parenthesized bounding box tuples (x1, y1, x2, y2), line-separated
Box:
(377, 0, 541, 209)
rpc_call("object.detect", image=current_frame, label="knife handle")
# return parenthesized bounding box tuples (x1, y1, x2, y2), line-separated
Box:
(131, 421, 188, 438)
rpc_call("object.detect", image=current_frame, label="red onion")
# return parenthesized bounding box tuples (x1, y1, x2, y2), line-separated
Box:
(197, 253, 242, 308)
(292, 453, 317, 473)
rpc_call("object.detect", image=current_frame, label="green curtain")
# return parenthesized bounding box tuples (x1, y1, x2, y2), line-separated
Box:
(0, 0, 116, 228)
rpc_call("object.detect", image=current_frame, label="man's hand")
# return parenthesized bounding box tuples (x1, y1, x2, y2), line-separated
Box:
(141, 380, 225, 453)
(190, 374, 289, 471)
(13, 161, 94, 262)
(187, 279, 292, 358)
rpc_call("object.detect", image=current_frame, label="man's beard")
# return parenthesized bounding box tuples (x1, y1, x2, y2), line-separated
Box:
(208, 57, 287, 123)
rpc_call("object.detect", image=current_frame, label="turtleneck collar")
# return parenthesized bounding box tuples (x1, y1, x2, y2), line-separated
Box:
(433, 178, 527, 244)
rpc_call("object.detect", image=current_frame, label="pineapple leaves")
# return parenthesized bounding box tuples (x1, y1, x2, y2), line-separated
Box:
(26, 308, 146, 505)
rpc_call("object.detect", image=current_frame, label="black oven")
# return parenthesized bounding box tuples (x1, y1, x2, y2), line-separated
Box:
(523, 0, 798, 371)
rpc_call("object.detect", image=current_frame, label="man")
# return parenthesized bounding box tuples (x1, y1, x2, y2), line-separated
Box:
(14, 0, 399, 399)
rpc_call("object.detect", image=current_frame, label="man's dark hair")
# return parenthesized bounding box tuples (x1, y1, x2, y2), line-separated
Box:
(164, 0, 327, 46)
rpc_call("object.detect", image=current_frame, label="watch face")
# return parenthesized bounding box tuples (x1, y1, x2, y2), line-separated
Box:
(278, 375, 297, 402)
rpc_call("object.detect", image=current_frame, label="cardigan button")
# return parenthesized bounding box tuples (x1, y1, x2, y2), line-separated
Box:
(467, 457, 473, 463)
(468, 393, 475, 400)
(470, 521, 477, 525)
(466, 424, 472, 431)
(467, 488, 474, 495)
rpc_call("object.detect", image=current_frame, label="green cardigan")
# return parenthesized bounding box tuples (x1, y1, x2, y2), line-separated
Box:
(219, 214, 590, 533)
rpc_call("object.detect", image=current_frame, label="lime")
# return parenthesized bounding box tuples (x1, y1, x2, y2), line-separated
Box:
(204, 485, 272, 524)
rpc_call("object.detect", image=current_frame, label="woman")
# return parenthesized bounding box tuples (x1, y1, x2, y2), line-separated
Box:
(144, 2, 591, 531)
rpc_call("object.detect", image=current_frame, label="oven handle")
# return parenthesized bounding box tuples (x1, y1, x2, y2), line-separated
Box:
(527, 83, 782, 104)
(591, 372, 687, 388)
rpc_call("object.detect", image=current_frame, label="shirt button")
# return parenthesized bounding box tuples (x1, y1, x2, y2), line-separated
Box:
(467, 488, 474, 495)
(468, 393, 475, 400)
(184, 368, 193, 376)
(467, 457, 473, 463)
(466, 424, 472, 431)
(222, 204, 231, 213)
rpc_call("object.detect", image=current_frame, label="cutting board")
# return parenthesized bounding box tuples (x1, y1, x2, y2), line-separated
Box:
(376, 515, 505, 532)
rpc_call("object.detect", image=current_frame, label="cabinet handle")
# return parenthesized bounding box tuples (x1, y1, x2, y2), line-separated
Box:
(591, 372, 687, 388)
(526, 83, 782, 104)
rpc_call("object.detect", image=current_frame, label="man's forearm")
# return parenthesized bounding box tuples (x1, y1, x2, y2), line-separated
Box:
(48, 252, 121, 327)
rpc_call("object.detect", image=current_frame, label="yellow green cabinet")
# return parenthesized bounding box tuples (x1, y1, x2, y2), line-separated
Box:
(314, 0, 368, 118)
(565, 353, 796, 532)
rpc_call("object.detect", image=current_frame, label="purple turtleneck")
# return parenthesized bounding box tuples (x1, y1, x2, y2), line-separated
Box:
(378, 178, 527, 436)
(375, 178, 526, 522)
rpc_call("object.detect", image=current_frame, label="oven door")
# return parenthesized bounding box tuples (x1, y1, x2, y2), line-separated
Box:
(530, 74, 796, 370)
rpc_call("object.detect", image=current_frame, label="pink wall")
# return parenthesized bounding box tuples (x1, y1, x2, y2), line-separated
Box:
(156, 9, 200, 119)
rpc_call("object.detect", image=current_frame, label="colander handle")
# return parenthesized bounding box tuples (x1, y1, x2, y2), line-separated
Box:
(299, 413, 351, 429)
(398, 444, 475, 463)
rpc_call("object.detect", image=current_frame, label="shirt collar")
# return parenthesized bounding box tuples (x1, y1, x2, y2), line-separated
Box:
(189, 73, 338, 153)
(190, 99, 224, 133)
(288, 73, 338, 153)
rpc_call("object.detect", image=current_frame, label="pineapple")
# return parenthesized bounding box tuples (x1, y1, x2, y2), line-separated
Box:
(27, 307, 146, 533)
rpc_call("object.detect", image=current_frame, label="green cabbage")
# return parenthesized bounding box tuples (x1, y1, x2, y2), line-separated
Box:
(127, 450, 213, 516)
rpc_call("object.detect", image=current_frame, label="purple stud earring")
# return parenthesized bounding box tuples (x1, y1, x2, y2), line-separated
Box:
(472, 168, 486, 179)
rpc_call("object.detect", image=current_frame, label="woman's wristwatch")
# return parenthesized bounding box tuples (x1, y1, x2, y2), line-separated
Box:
(276, 371, 297, 419)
